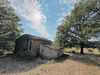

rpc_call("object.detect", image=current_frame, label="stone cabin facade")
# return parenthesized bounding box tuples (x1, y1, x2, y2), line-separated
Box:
(14, 34, 51, 56)
(14, 34, 63, 59)
(40, 44, 63, 59)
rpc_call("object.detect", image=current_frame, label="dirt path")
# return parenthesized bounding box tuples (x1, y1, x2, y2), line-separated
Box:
(0, 54, 100, 75)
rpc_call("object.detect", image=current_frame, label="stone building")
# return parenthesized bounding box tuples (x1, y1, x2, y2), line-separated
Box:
(14, 34, 63, 59)
(14, 34, 51, 57)
(40, 43, 63, 59)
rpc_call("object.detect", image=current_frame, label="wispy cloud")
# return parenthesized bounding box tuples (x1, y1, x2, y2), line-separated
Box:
(46, 9, 49, 11)
(42, 0, 45, 4)
(59, 0, 77, 5)
(57, 13, 61, 17)
(59, 0, 77, 11)
(8, 0, 50, 37)
(62, 12, 67, 17)
(56, 17, 63, 25)
(56, 0, 78, 26)
(59, 0, 77, 16)
(57, 17, 63, 22)
(45, 4, 48, 7)
(62, 8, 64, 11)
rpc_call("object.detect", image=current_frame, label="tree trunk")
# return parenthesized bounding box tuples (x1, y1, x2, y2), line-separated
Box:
(80, 42, 84, 54)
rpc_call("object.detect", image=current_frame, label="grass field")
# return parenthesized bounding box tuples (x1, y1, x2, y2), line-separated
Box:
(0, 48, 100, 75)
(64, 47, 100, 55)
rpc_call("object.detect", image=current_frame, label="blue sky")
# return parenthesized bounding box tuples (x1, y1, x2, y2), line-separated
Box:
(8, 0, 77, 41)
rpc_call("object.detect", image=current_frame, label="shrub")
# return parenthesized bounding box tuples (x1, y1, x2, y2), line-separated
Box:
(17, 50, 37, 59)
(75, 45, 80, 50)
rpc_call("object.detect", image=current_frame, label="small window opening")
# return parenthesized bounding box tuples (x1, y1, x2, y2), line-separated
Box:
(29, 40, 32, 50)
(41, 49, 43, 53)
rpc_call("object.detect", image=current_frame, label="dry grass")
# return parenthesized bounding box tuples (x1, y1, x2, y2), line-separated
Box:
(0, 48, 100, 75)
(64, 47, 100, 55)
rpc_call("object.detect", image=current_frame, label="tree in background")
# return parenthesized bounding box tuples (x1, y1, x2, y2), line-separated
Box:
(0, 0, 23, 52)
(55, 0, 100, 54)
(81, 0, 100, 15)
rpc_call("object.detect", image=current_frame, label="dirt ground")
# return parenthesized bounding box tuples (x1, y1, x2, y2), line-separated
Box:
(0, 49, 100, 75)
(0, 54, 100, 75)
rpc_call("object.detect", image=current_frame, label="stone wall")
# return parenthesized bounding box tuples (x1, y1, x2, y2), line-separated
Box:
(57, 49, 64, 57)
(40, 44, 58, 59)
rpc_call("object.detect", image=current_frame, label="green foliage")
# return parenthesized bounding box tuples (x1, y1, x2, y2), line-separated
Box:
(17, 50, 36, 59)
(0, 0, 23, 51)
(75, 45, 80, 50)
(55, 0, 100, 54)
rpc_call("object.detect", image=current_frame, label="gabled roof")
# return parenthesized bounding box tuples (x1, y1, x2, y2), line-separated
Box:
(41, 43, 62, 50)
(17, 34, 52, 42)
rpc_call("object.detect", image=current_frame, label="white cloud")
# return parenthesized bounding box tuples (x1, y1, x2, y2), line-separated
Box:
(8, 0, 50, 37)
(59, 0, 77, 16)
(57, 14, 60, 17)
(45, 4, 48, 7)
(62, 12, 67, 17)
(59, 0, 77, 9)
(57, 13, 62, 17)
(62, 8, 64, 11)
(59, 0, 77, 5)
(58, 17, 63, 22)
(67, 11, 71, 15)
(46, 9, 49, 11)
(42, 0, 45, 4)
(58, 22, 62, 25)
(59, 0, 62, 4)
(56, 17, 63, 25)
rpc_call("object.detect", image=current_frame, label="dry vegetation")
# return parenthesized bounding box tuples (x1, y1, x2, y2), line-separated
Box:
(64, 47, 100, 55)
(0, 48, 100, 75)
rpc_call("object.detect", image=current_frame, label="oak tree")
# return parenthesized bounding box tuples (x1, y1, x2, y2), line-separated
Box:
(0, 0, 23, 51)
(55, 0, 100, 54)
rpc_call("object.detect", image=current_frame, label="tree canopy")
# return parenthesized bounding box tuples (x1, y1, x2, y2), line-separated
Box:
(0, 0, 23, 51)
(55, 0, 100, 54)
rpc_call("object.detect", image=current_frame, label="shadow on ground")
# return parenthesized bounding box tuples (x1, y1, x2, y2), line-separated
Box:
(69, 53, 100, 67)
(0, 54, 69, 75)
(0, 54, 48, 75)
(56, 54, 69, 63)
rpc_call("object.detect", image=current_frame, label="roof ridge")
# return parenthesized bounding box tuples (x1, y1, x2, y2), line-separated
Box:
(23, 34, 51, 42)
